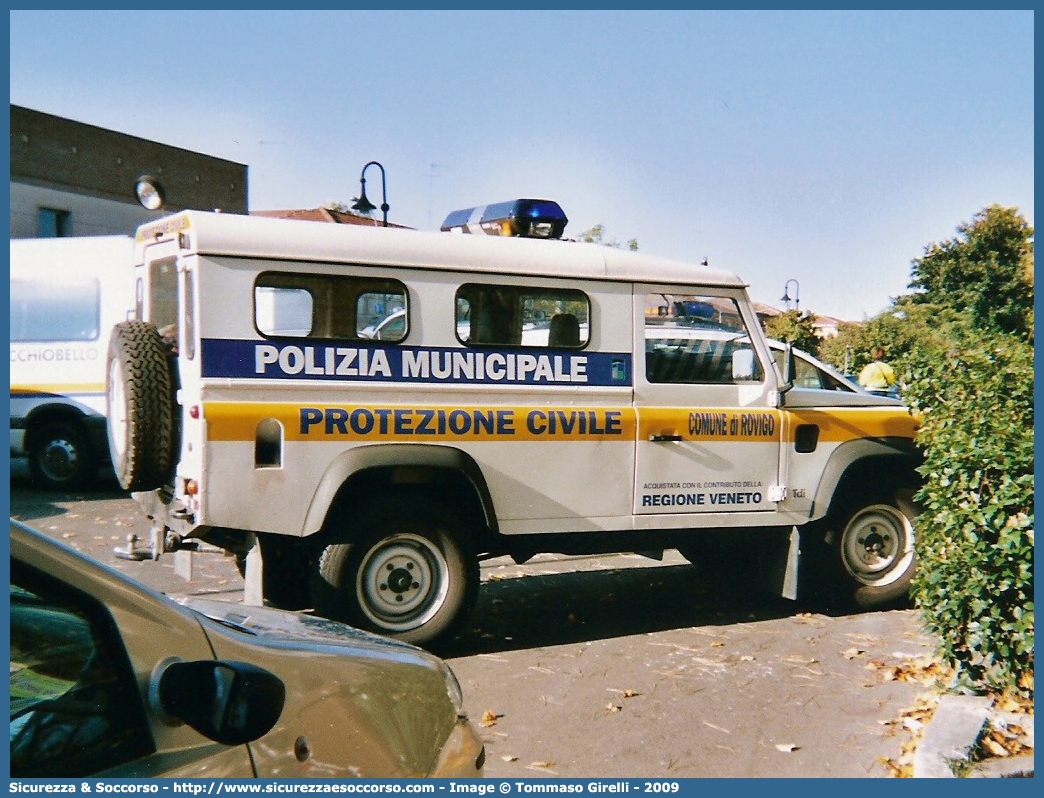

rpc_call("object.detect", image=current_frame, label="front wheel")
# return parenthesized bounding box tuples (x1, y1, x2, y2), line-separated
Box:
(28, 421, 93, 491)
(311, 497, 478, 646)
(834, 494, 917, 608)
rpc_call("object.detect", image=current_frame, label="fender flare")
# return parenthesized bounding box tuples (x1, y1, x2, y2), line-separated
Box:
(810, 437, 921, 520)
(301, 443, 498, 536)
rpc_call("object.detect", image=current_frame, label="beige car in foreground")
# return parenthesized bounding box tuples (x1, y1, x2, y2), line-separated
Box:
(10, 519, 484, 778)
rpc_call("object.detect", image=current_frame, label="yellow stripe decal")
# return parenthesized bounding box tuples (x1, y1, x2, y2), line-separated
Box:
(785, 407, 919, 442)
(11, 383, 106, 395)
(205, 402, 637, 442)
(638, 406, 918, 442)
(202, 402, 917, 444)
(638, 407, 780, 441)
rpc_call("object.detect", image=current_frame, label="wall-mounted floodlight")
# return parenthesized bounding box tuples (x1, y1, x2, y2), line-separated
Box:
(135, 175, 165, 211)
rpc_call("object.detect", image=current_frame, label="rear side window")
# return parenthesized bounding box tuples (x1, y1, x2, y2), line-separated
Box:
(455, 284, 590, 349)
(254, 272, 408, 342)
(644, 293, 764, 384)
(10, 279, 100, 342)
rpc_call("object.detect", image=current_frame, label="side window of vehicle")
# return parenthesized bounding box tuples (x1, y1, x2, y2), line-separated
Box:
(254, 272, 408, 342)
(10, 565, 154, 777)
(771, 349, 824, 389)
(644, 293, 764, 384)
(455, 283, 590, 348)
(10, 278, 100, 342)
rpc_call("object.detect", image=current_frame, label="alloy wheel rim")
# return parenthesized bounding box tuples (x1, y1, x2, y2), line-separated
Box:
(108, 359, 128, 460)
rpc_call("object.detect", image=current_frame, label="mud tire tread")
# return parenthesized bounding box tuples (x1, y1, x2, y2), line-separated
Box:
(106, 320, 174, 491)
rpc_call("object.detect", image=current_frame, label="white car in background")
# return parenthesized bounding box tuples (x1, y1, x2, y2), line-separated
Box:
(766, 340, 864, 393)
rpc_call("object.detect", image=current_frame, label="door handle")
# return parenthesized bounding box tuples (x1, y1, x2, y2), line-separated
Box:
(649, 434, 683, 442)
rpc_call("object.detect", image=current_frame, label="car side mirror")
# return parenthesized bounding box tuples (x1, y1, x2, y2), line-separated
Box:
(156, 660, 285, 745)
(731, 349, 757, 381)
(780, 343, 796, 396)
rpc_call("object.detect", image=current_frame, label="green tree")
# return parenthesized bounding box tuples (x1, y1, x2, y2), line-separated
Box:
(576, 224, 638, 251)
(904, 329, 1034, 696)
(817, 297, 969, 377)
(815, 206, 1035, 698)
(909, 204, 1033, 339)
(883, 204, 1035, 698)
(762, 309, 820, 356)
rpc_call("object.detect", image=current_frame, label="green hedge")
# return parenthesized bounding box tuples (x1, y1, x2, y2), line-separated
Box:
(902, 333, 1034, 697)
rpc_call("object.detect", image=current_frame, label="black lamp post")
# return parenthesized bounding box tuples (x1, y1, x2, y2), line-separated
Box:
(780, 279, 800, 311)
(350, 161, 389, 227)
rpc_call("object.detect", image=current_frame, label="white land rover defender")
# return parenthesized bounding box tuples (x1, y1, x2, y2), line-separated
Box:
(108, 201, 920, 645)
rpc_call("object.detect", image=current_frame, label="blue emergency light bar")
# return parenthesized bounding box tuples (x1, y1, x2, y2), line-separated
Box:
(440, 199, 568, 239)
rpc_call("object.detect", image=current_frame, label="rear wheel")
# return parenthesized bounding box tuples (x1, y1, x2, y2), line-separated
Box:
(106, 321, 174, 491)
(311, 496, 478, 646)
(28, 421, 93, 491)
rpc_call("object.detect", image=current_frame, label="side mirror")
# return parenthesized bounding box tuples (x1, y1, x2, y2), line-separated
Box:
(157, 660, 285, 745)
(780, 343, 796, 395)
(731, 349, 757, 381)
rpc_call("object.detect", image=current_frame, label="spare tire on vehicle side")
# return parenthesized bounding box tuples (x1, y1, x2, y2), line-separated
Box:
(106, 320, 174, 491)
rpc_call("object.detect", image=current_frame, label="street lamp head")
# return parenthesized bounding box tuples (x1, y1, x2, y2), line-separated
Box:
(350, 189, 377, 215)
(353, 161, 389, 226)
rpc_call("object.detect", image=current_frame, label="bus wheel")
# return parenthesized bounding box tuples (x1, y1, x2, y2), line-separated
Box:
(312, 496, 478, 647)
(106, 321, 173, 491)
(28, 421, 93, 491)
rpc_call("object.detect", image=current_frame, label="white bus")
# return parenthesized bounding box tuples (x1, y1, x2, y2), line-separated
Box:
(10, 236, 135, 489)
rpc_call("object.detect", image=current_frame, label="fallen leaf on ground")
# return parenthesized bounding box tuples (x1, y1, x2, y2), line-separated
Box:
(479, 710, 502, 727)
(982, 737, 1009, 757)
(901, 717, 923, 732)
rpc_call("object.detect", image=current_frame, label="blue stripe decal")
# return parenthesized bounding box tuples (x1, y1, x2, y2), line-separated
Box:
(201, 338, 632, 387)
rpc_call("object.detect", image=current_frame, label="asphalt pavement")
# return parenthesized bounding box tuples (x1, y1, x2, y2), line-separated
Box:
(10, 470, 945, 778)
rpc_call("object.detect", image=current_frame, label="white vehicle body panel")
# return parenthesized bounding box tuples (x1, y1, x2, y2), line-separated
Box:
(9, 236, 134, 455)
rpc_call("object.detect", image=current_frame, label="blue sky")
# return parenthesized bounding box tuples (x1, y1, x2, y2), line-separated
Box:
(9, 10, 1034, 321)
